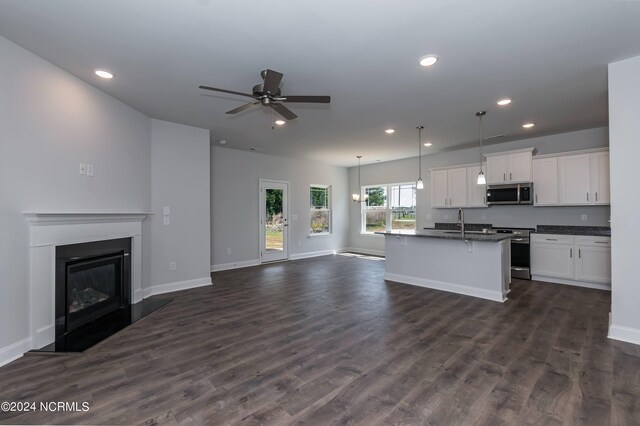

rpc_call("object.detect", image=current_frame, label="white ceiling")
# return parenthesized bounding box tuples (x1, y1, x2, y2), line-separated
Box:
(1, 0, 640, 166)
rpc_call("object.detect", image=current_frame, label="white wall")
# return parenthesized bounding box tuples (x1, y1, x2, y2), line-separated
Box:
(0, 36, 151, 357)
(148, 120, 211, 294)
(349, 127, 610, 253)
(608, 55, 640, 345)
(211, 146, 349, 269)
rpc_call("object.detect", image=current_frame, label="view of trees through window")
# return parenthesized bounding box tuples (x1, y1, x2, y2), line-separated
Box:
(310, 185, 330, 234)
(362, 183, 416, 232)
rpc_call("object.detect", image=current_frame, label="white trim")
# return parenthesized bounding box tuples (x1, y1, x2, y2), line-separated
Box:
(24, 212, 152, 226)
(430, 161, 486, 172)
(483, 147, 535, 158)
(384, 272, 505, 303)
(290, 249, 337, 260)
(531, 275, 611, 291)
(211, 259, 261, 272)
(534, 147, 609, 160)
(143, 277, 212, 298)
(0, 337, 32, 368)
(345, 247, 385, 257)
(608, 324, 640, 346)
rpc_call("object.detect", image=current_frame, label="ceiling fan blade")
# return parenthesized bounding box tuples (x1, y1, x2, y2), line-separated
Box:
(199, 85, 256, 99)
(226, 102, 259, 115)
(262, 69, 283, 94)
(280, 95, 331, 104)
(272, 103, 298, 120)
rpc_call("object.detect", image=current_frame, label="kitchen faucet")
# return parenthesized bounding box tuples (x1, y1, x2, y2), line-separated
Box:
(458, 208, 465, 234)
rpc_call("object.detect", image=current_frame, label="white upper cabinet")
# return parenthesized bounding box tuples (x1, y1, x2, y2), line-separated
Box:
(558, 154, 591, 204)
(467, 165, 487, 207)
(590, 151, 610, 204)
(533, 157, 558, 205)
(430, 165, 487, 208)
(485, 149, 533, 184)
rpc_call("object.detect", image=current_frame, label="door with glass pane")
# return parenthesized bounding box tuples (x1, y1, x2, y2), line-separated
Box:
(260, 180, 289, 263)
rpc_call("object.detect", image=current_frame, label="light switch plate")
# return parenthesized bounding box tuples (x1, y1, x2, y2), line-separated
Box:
(163, 206, 171, 215)
(79, 163, 87, 175)
(86, 164, 94, 177)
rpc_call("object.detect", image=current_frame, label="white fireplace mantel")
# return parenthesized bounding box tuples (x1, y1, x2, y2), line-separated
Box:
(23, 212, 151, 349)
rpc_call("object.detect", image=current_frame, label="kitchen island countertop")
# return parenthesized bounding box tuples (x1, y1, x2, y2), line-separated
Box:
(376, 229, 513, 242)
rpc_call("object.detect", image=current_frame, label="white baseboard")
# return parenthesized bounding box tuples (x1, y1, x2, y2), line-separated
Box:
(531, 275, 611, 291)
(344, 247, 385, 257)
(290, 249, 340, 260)
(143, 277, 212, 298)
(384, 272, 505, 303)
(0, 337, 32, 368)
(211, 259, 260, 272)
(609, 324, 640, 346)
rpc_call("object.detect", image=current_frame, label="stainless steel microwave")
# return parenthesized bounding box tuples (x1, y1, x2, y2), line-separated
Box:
(486, 183, 533, 205)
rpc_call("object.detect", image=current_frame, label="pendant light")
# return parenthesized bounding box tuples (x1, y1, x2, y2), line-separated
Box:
(476, 111, 487, 185)
(416, 126, 424, 189)
(352, 156, 368, 203)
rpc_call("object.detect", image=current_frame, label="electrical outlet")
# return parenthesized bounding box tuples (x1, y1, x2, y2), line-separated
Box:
(425, 214, 432, 220)
(79, 163, 87, 175)
(581, 214, 588, 222)
(169, 261, 177, 271)
(86, 164, 94, 177)
(163, 206, 170, 215)
(226, 248, 231, 255)
(481, 213, 487, 220)
(163, 216, 170, 225)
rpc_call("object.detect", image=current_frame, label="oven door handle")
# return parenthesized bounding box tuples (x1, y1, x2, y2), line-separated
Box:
(511, 238, 529, 243)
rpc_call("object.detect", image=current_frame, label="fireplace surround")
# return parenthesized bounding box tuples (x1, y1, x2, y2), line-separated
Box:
(24, 212, 149, 350)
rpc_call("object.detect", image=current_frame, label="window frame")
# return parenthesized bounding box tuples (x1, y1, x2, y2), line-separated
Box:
(360, 182, 417, 234)
(309, 184, 332, 236)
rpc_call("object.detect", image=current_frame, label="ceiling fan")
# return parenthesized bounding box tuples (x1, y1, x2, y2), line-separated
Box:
(199, 69, 330, 121)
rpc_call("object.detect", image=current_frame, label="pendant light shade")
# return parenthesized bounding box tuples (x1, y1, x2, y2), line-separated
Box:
(352, 156, 368, 202)
(416, 126, 424, 190)
(476, 111, 487, 185)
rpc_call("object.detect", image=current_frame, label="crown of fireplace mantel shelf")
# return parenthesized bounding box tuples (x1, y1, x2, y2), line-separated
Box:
(23, 212, 152, 226)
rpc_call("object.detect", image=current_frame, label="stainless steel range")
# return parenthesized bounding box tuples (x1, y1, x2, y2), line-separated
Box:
(493, 227, 534, 280)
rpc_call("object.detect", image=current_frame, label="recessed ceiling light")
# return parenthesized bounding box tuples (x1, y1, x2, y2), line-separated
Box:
(419, 54, 439, 67)
(274, 120, 286, 126)
(522, 122, 535, 128)
(424, 142, 433, 147)
(385, 129, 395, 134)
(95, 70, 114, 79)
(497, 98, 512, 106)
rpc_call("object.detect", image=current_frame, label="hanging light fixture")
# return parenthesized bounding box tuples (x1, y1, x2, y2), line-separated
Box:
(352, 156, 369, 203)
(416, 126, 424, 189)
(476, 111, 487, 185)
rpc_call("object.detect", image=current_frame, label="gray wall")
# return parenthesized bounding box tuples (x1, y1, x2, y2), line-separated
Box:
(0, 36, 151, 351)
(608, 54, 640, 343)
(349, 127, 610, 253)
(211, 146, 349, 268)
(150, 120, 211, 288)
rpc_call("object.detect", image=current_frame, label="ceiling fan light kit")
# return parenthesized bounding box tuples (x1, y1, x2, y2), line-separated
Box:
(199, 69, 330, 121)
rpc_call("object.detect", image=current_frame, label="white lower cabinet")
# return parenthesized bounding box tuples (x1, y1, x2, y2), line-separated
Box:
(531, 234, 611, 288)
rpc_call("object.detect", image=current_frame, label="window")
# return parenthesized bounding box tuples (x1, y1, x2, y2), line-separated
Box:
(362, 183, 416, 233)
(310, 185, 331, 235)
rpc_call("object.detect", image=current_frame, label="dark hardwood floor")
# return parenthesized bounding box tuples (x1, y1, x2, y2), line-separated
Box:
(1, 254, 639, 425)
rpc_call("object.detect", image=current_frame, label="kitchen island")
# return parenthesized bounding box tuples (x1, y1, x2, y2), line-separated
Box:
(376, 229, 513, 302)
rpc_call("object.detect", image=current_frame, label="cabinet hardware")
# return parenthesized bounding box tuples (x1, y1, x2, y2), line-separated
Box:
(595, 192, 598, 202)
(503, 173, 506, 181)
(570, 248, 573, 258)
(510, 172, 512, 180)
(535, 194, 538, 203)
(546, 238, 558, 241)
(595, 241, 608, 244)
(587, 192, 589, 202)
(578, 249, 581, 258)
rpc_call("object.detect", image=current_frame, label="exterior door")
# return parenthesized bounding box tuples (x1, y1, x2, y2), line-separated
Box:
(260, 180, 289, 263)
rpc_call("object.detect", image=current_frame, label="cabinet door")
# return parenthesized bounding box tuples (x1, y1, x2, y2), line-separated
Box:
(467, 165, 487, 207)
(486, 155, 507, 184)
(575, 245, 611, 284)
(590, 152, 610, 204)
(558, 154, 591, 204)
(430, 170, 449, 208)
(531, 243, 574, 279)
(507, 151, 533, 182)
(448, 168, 468, 207)
(533, 157, 558, 205)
